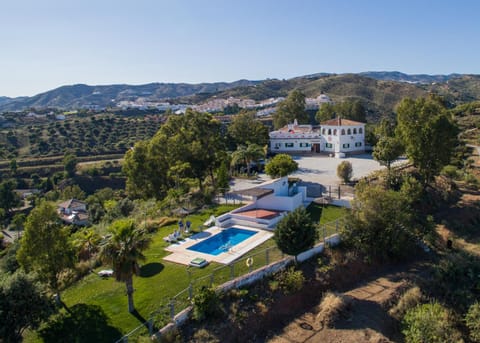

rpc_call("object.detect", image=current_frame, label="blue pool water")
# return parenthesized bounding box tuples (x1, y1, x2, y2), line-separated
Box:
(187, 228, 257, 256)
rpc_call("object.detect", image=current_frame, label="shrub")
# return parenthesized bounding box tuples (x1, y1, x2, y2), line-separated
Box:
(466, 302, 480, 342)
(274, 206, 317, 260)
(193, 286, 222, 321)
(441, 165, 459, 179)
(402, 301, 461, 343)
(389, 286, 424, 320)
(192, 328, 220, 343)
(316, 292, 352, 328)
(276, 267, 305, 295)
(464, 173, 479, 189)
(337, 161, 353, 183)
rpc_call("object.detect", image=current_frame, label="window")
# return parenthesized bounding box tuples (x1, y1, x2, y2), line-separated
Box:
(274, 143, 281, 148)
(347, 128, 351, 135)
(322, 128, 326, 134)
(343, 143, 350, 148)
(299, 143, 310, 147)
(285, 143, 294, 148)
(333, 129, 337, 136)
(353, 128, 357, 134)
(328, 129, 332, 135)
(325, 143, 333, 148)
(359, 127, 363, 134)
(341, 129, 345, 135)
(355, 142, 362, 147)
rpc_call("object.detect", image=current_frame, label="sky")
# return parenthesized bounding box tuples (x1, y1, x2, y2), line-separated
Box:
(1, 0, 479, 97)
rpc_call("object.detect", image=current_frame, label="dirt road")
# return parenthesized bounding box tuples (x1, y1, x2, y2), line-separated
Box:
(269, 275, 407, 343)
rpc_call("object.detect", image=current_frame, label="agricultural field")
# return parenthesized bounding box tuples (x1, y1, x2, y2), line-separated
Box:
(0, 114, 162, 160)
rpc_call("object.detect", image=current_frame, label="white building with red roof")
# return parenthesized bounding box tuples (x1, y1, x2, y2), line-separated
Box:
(269, 118, 365, 156)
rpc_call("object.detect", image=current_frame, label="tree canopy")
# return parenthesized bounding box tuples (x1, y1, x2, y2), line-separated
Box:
(341, 180, 428, 261)
(17, 202, 75, 295)
(123, 110, 225, 199)
(316, 100, 367, 124)
(273, 90, 308, 129)
(274, 206, 317, 260)
(265, 154, 298, 178)
(396, 97, 458, 185)
(63, 152, 78, 178)
(0, 271, 54, 342)
(0, 180, 21, 218)
(227, 111, 269, 147)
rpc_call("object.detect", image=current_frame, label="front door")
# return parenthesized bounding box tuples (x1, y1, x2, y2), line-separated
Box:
(313, 143, 320, 153)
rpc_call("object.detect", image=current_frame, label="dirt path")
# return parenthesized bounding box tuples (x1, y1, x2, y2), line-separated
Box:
(268, 275, 407, 343)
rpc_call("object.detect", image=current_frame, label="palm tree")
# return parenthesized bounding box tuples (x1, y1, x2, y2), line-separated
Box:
(231, 143, 265, 175)
(100, 219, 152, 313)
(73, 228, 101, 261)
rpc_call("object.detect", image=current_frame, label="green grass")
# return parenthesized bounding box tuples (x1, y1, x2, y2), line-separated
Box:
(27, 203, 348, 342)
(306, 203, 348, 224)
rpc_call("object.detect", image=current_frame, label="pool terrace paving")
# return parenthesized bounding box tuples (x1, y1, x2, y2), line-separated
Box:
(163, 226, 273, 265)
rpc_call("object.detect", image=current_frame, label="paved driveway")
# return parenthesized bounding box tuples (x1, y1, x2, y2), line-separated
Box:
(230, 154, 405, 191)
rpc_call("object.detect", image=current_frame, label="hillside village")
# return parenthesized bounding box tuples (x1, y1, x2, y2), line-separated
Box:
(0, 74, 480, 343)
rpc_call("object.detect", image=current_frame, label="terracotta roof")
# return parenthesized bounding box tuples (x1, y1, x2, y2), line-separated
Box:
(321, 118, 365, 126)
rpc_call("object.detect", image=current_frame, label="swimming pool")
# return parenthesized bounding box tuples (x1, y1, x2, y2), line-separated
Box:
(187, 227, 258, 256)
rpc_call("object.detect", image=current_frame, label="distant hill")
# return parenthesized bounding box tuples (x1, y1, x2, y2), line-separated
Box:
(0, 80, 260, 111)
(2, 72, 480, 116)
(359, 71, 462, 84)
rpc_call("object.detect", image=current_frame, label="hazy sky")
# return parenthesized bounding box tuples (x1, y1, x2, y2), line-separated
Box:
(1, 0, 479, 97)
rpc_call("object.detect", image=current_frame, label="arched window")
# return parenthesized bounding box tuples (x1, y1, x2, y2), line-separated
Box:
(353, 128, 357, 134)
(322, 128, 325, 134)
(341, 129, 345, 135)
(333, 129, 337, 136)
(359, 127, 363, 134)
(347, 128, 351, 135)
(328, 129, 332, 135)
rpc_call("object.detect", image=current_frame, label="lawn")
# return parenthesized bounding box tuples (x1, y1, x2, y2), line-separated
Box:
(26, 204, 347, 342)
(306, 202, 348, 224)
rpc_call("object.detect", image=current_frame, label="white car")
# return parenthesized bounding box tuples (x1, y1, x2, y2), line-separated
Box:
(98, 269, 114, 277)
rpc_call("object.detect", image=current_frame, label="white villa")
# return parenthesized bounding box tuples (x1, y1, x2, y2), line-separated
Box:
(269, 118, 365, 157)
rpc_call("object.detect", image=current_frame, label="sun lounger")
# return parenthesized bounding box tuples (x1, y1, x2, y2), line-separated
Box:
(203, 215, 216, 227)
(163, 233, 177, 243)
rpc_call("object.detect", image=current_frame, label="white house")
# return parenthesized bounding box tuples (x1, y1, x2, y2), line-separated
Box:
(215, 176, 308, 230)
(57, 199, 89, 226)
(269, 118, 365, 156)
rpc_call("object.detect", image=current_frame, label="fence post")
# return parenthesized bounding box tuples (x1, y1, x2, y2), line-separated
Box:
(230, 264, 234, 280)
(148, 318, 153, 335)
(266, 248, 270, 265)
(169, 301, 175, 320)
(188, 283, 193, 300)
(338, 185, 341, 199)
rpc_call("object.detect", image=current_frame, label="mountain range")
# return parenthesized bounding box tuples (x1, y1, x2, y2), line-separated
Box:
(0, 72, 479, 112)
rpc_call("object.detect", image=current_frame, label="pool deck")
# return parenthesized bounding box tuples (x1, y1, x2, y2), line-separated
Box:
(163, 226, 273, 265)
